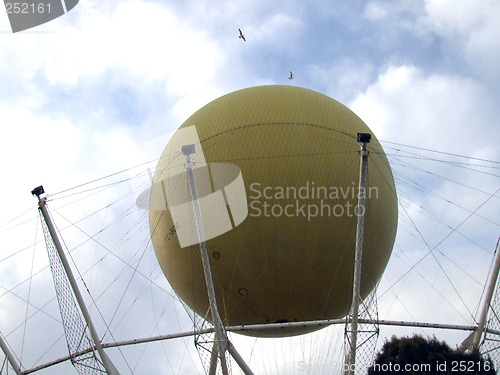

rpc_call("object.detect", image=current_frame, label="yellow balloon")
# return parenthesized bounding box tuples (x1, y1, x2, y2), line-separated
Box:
(149, 85, 397, 337)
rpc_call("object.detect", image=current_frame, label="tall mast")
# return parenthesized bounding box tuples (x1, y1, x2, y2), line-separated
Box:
(31, 186, 120, 375)
(0, 331, 22, 375)
(182, 145, 254, 375)
(472, 236, 500, 348)
(345, 133, 371, 374)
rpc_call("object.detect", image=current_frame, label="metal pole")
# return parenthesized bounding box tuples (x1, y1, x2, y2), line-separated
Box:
(182, 145, 254, 375)
(23, 318, 491, 375)
(472, 236, 500, 348)
(208, 344, 218, 375)
(183, 146, 229, 375)
(346, 133, 371, 375)
(33, 189, 120, 375)
(0, 331, 22, 375)
(228, 340, 254, 375)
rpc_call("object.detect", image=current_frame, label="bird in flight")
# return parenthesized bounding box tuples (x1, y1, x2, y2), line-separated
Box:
(238, 28, 246, 41)
(289, 71, 293, 80)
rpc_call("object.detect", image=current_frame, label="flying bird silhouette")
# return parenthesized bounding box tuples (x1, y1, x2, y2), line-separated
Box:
(238, 28, 246, 41)
(289, 71, 293, 80)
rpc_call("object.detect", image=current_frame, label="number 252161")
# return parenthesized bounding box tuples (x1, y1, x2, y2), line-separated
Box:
(5, 3, 52, 14)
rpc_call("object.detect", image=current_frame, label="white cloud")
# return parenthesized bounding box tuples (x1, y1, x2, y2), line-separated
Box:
(0, 0, 227, 135)
(363, 0, 500, 82)
(364, 2, 389, 21)
(423, 0, 490, 36)
(247, 12, 302, 45)
(308, 60, 375, 103)
(422, 0, 500, 80)
(43, 1, 223, 92)
(364, 0, 422, 22)
(351, 65, 495, 154)
(363, 0, 426, 36)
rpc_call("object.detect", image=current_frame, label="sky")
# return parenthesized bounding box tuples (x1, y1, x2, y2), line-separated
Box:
(0, 0, 499, 374)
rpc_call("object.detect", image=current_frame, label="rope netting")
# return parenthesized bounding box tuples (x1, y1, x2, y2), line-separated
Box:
(40, 210, 107, 375)
(343, 288, 379, 374)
